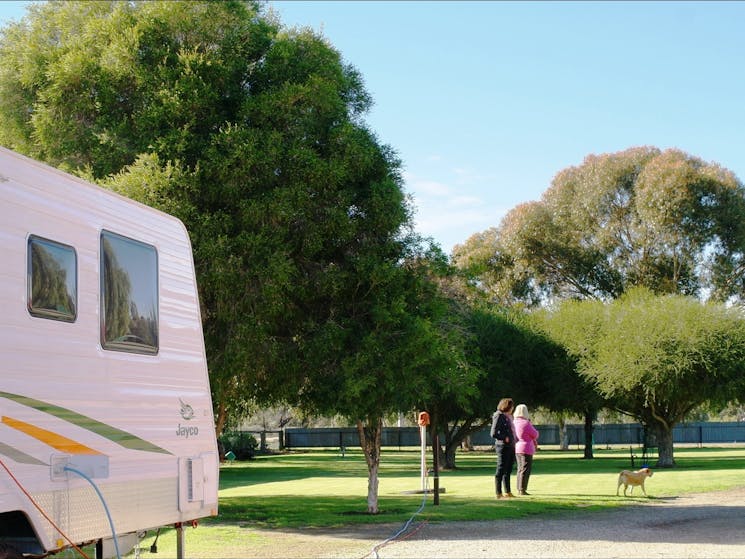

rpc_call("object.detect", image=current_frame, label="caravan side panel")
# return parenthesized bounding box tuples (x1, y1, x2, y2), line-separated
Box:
(0, 148, 218, 554)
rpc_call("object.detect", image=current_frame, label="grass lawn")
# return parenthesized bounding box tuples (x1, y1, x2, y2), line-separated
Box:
(128, 445, 745, 557)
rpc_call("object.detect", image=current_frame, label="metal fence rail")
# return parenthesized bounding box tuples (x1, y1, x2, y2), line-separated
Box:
(271, 422, 745, 450)
(284, 427, 423, 450)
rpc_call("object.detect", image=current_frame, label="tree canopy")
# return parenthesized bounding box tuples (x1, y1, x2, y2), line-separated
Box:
(538, 288, 745, 466)
(413, 271, 594, 469)
(453, 146, 745, 306)
(453, 146, 745, 460)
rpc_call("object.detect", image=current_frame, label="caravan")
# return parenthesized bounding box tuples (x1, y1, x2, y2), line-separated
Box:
(0, 147, 218, 556)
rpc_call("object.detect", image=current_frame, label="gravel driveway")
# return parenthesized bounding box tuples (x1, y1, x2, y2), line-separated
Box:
(244, 486, 745, 558)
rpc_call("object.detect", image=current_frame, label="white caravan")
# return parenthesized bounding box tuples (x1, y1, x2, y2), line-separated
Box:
(0, 147, 218, 557)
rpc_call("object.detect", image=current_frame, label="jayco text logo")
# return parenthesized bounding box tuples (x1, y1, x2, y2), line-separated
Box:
(177, 398, 199, 438)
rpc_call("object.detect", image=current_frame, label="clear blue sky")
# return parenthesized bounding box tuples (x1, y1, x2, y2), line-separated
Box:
(2, 2, 744, 254)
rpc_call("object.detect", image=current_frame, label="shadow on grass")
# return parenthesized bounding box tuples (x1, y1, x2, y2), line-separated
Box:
(220, 447, 745, 493)
(445, 448, 745, 475)
(208, 492, 630, 530)
(210, 494, 420, 529)
(212, 494, 745, 547)
(220, 452, 430, 488)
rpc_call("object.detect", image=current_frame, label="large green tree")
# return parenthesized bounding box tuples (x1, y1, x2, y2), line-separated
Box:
(467, 306, 602, 459)
(541, 289, 745, 467)
(454, 146, 745, 306)
(295, 243, 467, 512)
(0, 1, 422, 448)
(417, 288, 594, 469)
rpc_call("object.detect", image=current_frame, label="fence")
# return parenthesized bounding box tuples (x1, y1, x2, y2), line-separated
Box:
(283, 427, 425, 450)
(542, 422, 745, 447)
(265, 421, 745, 450)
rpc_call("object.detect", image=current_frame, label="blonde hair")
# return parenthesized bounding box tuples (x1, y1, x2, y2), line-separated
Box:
(513, 404, 529, 419)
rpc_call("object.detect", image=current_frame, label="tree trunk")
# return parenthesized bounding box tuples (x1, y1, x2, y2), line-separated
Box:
(443, 440, 457, 470)
(427, 412, 448, 471)
(582, 411, 595, 459)
(440, 418, 488, 469)
(442, 425, 470, 469)
(214, 400, 228, 440)
(357, 417, 382, 513)
(650, 423, 675, 468)
(558, 416, 569, 450)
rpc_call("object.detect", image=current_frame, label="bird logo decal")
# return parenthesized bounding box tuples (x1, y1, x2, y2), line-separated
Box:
(179, 398, 195, 421)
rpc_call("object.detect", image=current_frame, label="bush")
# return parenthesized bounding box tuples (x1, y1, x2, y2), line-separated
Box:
(219, 431, 259, 460)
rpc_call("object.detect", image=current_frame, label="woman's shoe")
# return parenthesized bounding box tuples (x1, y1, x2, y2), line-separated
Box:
(504, 492, 516, 498)
(496, 494, 503, 499)
(519, 490, 530, 495)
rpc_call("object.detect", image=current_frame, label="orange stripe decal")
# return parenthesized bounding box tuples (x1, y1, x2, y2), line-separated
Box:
(2, 416, 102, 455)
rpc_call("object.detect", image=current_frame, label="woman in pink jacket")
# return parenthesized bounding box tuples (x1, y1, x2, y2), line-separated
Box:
(513, 404, 539, 495)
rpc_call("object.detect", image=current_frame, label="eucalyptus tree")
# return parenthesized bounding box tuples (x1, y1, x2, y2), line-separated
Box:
(542, 289, 745, 467)
(454, 147, 745, 456)
(454, 146, 745, 305)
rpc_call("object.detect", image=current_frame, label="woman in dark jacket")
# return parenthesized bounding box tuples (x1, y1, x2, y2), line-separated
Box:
(490, 397, 516, 498)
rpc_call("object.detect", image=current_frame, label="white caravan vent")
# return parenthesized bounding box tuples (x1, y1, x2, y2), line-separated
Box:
(187, 457, 204, 502)
(178, 456, 205, 512)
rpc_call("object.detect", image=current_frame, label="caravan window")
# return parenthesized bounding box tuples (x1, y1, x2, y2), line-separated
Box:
(27, 236, 77, 322)
(100, 231, 159, 354)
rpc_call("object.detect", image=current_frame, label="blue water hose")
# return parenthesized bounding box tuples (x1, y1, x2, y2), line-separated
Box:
(369, 476, 429, 558)
(63, 465, 121, 559)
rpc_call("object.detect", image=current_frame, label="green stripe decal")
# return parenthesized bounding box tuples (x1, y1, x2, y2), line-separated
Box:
(0, 441, 48, 465)
(0, 392, 171, 455)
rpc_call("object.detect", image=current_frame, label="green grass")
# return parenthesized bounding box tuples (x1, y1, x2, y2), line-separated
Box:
(127, 446, 745, 557)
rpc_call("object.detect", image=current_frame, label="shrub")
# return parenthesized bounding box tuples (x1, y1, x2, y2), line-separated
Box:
(219, 431, 259, 460)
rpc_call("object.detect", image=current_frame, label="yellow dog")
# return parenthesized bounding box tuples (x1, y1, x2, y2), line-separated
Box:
(616, 467, 653, 496)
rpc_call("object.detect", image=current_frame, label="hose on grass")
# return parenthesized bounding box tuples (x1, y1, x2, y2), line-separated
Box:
(365, 476, 430, 559)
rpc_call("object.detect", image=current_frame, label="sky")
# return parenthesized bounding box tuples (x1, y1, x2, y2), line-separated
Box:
(2, 1, 744, 254)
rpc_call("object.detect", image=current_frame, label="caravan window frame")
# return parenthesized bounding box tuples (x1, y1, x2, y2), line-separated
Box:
(27, 235, 78, 322)
(100, 230, 159, 355)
